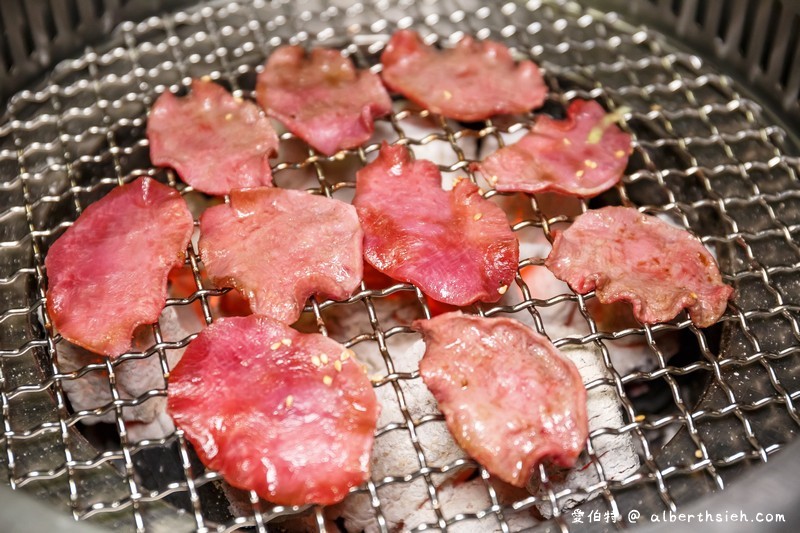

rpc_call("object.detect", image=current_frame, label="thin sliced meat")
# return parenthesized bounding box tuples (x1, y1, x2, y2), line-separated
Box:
(475, 100, 632, 197)
(199, 187, 363, 324)
(147, 79, 279, 196)
(256, 46, 392, 155)
(545, 206, 733, 327)
(380, 30, 546, 121)
(353, 142, 519, 306)
(415, 312, 588, 487)
(167, 315, 379, 506)
(45, 177, 193, 357)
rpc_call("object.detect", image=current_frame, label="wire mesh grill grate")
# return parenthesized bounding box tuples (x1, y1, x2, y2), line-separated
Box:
(1, 0, 800, 531)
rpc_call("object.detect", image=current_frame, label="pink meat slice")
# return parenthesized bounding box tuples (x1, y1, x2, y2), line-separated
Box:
(545, 206, 733, 327)
(199, 187, 363, 324)
(45, 177, 193, 357)
(353, 142, 519, 306)
(476, 100, 632, 197)
(167, 315, 379, 506)
(415, 312, 588, 487)
(380, 30, 547, 121)
(147, 79, 279, 196)
(256, 46, 392, 156)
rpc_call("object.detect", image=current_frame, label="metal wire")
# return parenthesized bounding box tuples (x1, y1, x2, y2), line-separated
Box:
(1, 0, 800, 531)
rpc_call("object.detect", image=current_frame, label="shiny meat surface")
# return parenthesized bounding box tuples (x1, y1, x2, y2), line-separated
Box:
(381, 30, 547, 121)
(45, 177, 193, 357)
(167, 315, 379, 506)
(353, 143, 519, 306)
(475, 100, 632, 197)
(546, 206, 733, 327)
(199, 187, 363, 323)
(415, 312, 588, 487)
(256, 46, 392, 155)
(147, 79, 279, 195)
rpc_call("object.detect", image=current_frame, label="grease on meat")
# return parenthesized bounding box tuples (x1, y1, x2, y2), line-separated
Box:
(475, 100, 632, 197)
(545, 206, 733, 327)
(45, 177, 193, 357)
(415, 312, 588, 487)
(167, 315, 379, 506)
(381, 30, 547, 121)
(256, 46, 392, 155)
(353, 142, 519, 306)
(147, 79, 279, 195)
(199, 187, 363, 324)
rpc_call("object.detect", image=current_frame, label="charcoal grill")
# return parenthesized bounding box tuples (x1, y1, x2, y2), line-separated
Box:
(2, 0, 800, 531)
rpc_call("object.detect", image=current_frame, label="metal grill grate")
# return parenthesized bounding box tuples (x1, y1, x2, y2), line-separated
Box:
(1, 0, 800, 531)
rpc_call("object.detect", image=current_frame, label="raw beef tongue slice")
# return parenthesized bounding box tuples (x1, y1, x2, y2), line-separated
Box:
(147, 78, 279, 196)
(475, 99, 632, 197)
(353, 142, 519, 306)
(415, 312, 589, 488)
(380, 29, 547, 121)
(545, 206, 734, 327)
(166, 315, 379, 506)
(256, 46, 392, 156)
(198, 187, 364, 324)
(45, 177, 194, 358)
